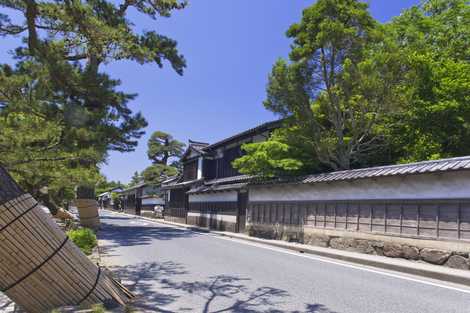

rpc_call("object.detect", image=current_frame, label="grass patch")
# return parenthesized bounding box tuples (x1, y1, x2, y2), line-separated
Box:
(67, 227, 97, 255)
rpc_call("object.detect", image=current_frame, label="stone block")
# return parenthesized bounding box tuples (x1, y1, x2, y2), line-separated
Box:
(304, 234, 331, 247)
(383, 243, 403, 258)
(444, 255, 469, 270)
(330, 237, 356, 251)
(402, 245, 420, 260)
(354, 240, 376, 255)
(420, 248, 451, 265)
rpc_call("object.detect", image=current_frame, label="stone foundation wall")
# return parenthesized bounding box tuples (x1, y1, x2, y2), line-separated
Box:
(247, 224, 470, 270)
(164, 215, 187, 224)
(187, 214, 237, 232)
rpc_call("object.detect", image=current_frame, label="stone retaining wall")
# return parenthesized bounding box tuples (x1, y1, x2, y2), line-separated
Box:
(247, 224, 470, 270)
(187, 214, 237, 232)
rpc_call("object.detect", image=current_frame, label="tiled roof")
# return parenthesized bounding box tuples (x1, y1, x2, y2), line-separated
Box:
(204, 175, 253, 185)
(161, 175, 179, 185)
(187, 175, 253, 194)
(181, 140, 210, 160)
(120, 182, 147, 193)
(188, 182, 248, 194)
(252, 156, 470, 187)
(188, 140, 209, 154)
(160, 178, 204, 190)
(204, 119, 283, 150)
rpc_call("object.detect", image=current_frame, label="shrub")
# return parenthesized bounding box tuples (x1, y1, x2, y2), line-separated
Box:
(67, 228, 97, 255)
(91, 304, 105, 313)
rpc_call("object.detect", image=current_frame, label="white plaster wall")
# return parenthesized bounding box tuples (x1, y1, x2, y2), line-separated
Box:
(250, 171, 470, 201)
(197, 157, 203, 179)
(188, 212, 237, 223)
(142, 197, 164, 205)
(189, 191, 238, 202)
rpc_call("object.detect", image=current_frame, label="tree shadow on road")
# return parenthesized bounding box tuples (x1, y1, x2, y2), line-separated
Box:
(109, 261, 337, 313)
(98, 217, 198, 251)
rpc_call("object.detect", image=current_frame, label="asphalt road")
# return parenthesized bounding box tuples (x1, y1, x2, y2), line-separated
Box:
(98, 211, 470, 313)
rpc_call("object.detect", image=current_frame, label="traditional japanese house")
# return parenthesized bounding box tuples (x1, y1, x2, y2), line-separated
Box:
(119, 183, 163, 215)
(98, 187, 123, 210)
(162, 120, 282, 231)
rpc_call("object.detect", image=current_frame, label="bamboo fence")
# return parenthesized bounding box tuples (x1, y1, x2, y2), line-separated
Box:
(0, 166, 133, 313)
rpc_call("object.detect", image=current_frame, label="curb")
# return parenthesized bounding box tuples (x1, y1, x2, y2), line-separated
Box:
(102, 210, 470, 287)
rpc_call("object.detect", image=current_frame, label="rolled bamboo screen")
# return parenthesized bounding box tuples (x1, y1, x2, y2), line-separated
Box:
(75, 186, 100, 230)
(0, 166, 133, 313)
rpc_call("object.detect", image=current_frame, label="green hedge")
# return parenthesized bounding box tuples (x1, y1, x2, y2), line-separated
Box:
(67, 228, 97, 255)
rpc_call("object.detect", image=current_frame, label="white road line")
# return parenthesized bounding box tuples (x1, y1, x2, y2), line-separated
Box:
(102, 211, 470, 295)
(212, 235, 470, 295)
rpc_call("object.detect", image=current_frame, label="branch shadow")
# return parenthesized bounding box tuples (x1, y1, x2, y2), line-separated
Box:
(98, 216, 198, 250)
(108, 261, 337, 313)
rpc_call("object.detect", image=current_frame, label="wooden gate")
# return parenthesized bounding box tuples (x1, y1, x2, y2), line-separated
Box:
(237, 191, 248, 233)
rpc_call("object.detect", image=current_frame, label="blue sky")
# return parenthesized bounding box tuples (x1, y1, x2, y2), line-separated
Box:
(0, 0, 419, 183)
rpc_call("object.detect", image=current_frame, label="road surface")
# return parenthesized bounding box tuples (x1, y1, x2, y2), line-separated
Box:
(99, 211, 470, 313)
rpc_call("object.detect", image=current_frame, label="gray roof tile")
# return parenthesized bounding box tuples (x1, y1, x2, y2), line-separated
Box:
(254, 156, 470, 187)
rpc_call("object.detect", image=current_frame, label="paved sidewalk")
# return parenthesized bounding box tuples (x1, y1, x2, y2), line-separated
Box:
(105, 209, 470, 287)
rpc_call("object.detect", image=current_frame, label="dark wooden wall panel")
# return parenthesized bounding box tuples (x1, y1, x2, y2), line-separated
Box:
(248, 199, 470, 241)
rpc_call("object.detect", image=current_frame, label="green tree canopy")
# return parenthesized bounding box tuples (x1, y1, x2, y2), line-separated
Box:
(147, 131, 185, 165)
(0, 0, 187, 203)
(235, 0, 469, 178)
(235, 0, 404, 176)
(141, 164, 178, 184)
(129, 171, 143, 186)
(140, 130, 184, 184)
(386, 0, 470, 162)
(95, 175, 123, 195)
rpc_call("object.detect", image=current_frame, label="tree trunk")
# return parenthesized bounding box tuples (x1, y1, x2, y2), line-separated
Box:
(0, 166, 133, 312)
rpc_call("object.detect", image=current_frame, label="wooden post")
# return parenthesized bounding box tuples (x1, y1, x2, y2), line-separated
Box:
(458, 202, 462, 239)
(314, 203, 318, 227)
(400, 204, 404, 234)
(357, 203, 360, 231)
(384, 204, 388, 233)
(333, 203, 337, 229)
(417, 204, 421, 236)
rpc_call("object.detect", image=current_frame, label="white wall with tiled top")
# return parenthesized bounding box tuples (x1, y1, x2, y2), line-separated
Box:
(249, 170, 470, 202)
(189, 191, 238, 202)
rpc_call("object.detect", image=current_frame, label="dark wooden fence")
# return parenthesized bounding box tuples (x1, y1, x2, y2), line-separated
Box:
(164, 198, 186, 223)
(188, 201, 238, 212)
(248, 199, 470, 241)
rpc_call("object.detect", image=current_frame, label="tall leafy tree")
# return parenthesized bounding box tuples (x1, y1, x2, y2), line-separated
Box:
(0, 0, 187, 201)
(147, 131, 185, 165)
(141, 163, 178, 184)
(142, 130, 184, 184)
(235, 0, 403, 176)
(95, 175, 123, 195)
(386, 0, 470, 162)
(129, 171, 143, 186)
